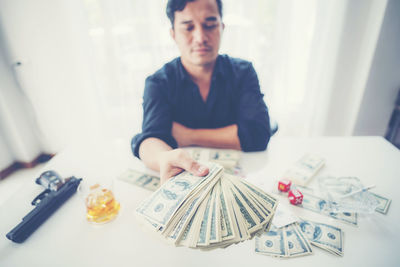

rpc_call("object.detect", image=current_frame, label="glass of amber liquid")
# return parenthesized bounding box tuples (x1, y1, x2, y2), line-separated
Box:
(80, 182, 120, 224)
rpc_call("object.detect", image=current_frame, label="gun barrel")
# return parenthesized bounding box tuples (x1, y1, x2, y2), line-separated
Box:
(6, 177, 82, 243)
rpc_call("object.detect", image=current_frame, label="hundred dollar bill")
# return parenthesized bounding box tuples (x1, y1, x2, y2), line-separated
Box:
(187, 148, 241, 168)
(240, 178, 278, 212)
(176, 213, 195, 247)
(255, 225, 287, 257)
(197, 189, 214, 246)
(163, 167, 223, 239)
(136, 163, 223, 228)
(183, 196, 209, 248)
(188, 194, 210, 248)
(284, 223, 313, 257)
(255, 223, 312, 258)
(210, 149, 240, 168)
(118, 169, 160, 191)
(282, 154, 325, 186)
(221, 178, 245, 242)
(219, 180, 235, 242)
(301, 193, 358, 226)
(370, 192, 391, 214)
(230, 188, 257, 236)
(230, 180, 268, 226)
(224, 166, 246, 178)
(226, 177, 271, 233)
(166, 194, 203, 243)
(208, 186, 220, 243)
(298, 219, 344, 256)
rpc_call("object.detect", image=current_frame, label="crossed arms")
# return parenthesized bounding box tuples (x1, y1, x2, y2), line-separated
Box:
(132, 62, 271, 183)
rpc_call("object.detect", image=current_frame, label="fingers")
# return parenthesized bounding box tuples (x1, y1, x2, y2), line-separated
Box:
(171, 149, 209, 177)
(160, 166, 183, 185)
(189, 161, 209, 176)
(159, 149, 209, 184)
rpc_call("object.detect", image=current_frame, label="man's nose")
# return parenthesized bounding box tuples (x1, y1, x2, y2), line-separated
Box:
(193, 27, 208, 44)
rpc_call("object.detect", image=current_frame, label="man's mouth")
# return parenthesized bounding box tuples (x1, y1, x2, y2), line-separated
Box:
(193, 47, 212, 53)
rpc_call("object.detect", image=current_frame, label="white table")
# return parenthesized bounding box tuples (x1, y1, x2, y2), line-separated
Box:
(0, 136, 399, 267)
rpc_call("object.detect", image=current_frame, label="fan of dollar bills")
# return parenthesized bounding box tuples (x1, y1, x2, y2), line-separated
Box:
(135, 163, 278, 249)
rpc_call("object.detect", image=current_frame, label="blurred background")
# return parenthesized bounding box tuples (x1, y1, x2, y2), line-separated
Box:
(1, 0, 399, 178)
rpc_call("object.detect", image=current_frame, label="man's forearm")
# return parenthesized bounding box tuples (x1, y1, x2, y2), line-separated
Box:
(138, 137, 173, 172)
(189, 124, 241, 150)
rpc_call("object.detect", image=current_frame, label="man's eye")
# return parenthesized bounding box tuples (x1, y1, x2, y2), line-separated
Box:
(204, 24, 217, 30)
(186, 25, 194, 31)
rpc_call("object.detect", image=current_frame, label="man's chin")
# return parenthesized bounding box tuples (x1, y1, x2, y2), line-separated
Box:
(190, 56, 217, 67)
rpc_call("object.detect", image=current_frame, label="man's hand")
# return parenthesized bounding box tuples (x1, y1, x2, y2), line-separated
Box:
(158, 148, 209, 184)
(172, 122, 193, 147)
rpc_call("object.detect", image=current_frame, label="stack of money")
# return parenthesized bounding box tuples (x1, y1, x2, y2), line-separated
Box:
(256, 219, 343, 257)
(135, 163, 278, 249)
(187, 148, 241, 168)
(282, 154, 325, 186)
(255, 223, 313, 258)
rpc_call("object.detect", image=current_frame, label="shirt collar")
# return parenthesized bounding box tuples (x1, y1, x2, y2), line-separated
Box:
(177, 55, 224, 82)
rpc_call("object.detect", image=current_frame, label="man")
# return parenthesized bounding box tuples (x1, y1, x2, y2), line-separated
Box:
(132, 0, 271, 184)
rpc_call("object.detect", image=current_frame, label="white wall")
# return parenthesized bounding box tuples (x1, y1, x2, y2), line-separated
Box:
(353, 0, 400, 136)
(0, 0, 101, 153)
(0, 132, 13, 170)
(322, 0, 388, 136)
(0, 27, 43, 166)
(0, 37, 16, 169)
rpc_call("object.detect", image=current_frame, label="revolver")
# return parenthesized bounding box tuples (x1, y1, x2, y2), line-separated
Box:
(6, 170, 82, 243)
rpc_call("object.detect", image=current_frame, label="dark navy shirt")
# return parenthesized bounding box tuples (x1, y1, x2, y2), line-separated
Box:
(132, 54, 271, 158)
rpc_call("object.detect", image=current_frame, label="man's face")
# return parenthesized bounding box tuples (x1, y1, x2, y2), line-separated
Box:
(171, 0, 224, 67)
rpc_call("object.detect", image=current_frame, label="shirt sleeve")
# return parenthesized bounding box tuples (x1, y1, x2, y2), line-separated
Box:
(236, 63, 271, 152)
(131, 76, 178, 159)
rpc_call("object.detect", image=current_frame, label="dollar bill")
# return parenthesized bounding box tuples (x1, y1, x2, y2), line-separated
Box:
(163, 166, 223, 238)
(255, 225, 287, 257)
(167, 194, 202, 243)
(136, 163, 223, 228)
(284, 223, 313, 257)
(301, 193, 358, 226)
(118, 169, 160, 191)
(298, 219, 344, 256)
(197, 189, 213, 246)
(187, 148, 241, 168)
(210, 149, 240, 168)
(370, 192, 391, 214)
(219, 180, 235, 242)
(255, 223, 312, 258)
(208, 187, 219, 243)
(224, 166, 246, 178)
(282, 154, 325, 186)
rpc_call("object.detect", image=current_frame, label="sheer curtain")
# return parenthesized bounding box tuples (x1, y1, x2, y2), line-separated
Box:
(0, 0, 388, 170)
(82, 0, 352, 138)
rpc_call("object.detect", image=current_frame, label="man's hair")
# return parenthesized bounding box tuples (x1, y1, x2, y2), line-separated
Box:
(166, 0, 223, 28)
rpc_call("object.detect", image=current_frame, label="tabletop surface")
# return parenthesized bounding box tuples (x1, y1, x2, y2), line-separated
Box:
(0, 136, 399, 267)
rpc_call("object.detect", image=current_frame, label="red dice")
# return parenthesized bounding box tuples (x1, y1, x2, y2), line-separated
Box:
(288, 189, 303, 205)
(278, 179, 292, 192)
